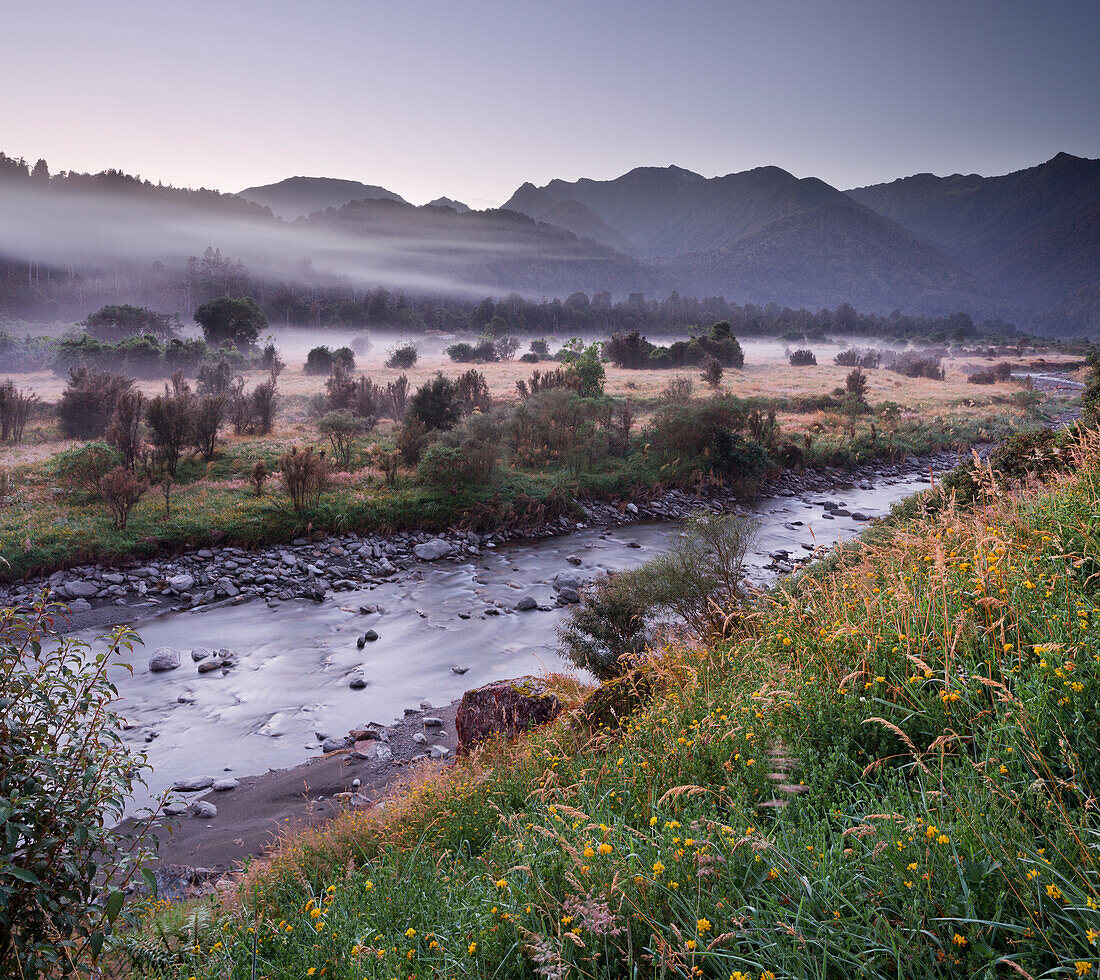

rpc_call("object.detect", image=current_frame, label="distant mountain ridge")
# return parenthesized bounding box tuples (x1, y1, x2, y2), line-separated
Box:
(237, 176, 407, 219)
(846, 153, 1100, 320)
(504, 164, 1004, 318)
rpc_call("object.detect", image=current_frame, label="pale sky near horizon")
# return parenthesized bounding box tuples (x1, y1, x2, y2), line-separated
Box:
(3, 0, 1097, 207)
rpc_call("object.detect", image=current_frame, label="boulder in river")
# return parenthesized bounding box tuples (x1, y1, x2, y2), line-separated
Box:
(171, 776, 214, 792)
(455, 676, 562, 751)
(413, 539, 452, 560)
(149, 647, 181, 672)
(515, 596, 538, 611)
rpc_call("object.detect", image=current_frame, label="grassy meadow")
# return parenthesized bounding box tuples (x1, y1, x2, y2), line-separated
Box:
(0, 343, 1067, 583)
(106, 425, 1100, 979)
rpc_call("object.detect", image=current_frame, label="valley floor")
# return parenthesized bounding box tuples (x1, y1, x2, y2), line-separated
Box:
(113, 426, 1100, 979)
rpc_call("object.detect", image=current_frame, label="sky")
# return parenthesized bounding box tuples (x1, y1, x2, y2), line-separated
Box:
(3, 0, 1098, 207)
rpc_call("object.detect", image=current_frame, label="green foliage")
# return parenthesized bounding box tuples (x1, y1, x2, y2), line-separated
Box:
(52, 441, 122, 498)
(563, 341, 606, 397)
(317, 409, 366, 469)
(408, 373, 460, 431)
(56, 365, 134, 439)
(385, 343, 418, 369)
(193, 296, 266, 350)
(557, 572, 650, 680)
(0, 603, 153, 976)
(304, 345, 354, 375)
(82, 304, 171, 341)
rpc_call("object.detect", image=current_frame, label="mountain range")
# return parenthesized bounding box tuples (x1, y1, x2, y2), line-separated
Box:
(2, 151, 1098, 334)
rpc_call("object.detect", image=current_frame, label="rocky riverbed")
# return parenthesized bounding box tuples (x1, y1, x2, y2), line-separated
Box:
(2, 448, 963, 622)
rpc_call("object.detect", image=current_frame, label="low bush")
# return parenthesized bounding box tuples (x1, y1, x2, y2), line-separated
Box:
(700, 354, 723, 387)
(279, 446, 329, 511)
(56, 366, 134, 439)
(660, 376, 694, 403)
(53, 441, 122, 498)
(789, 348, 817, 366)
(0, 379, 37, 444)
(967, 362, 1014, 384)
(446, 339, 497, 363)
(0, 603, 153, 977)
(515, 367, 581, 400)
(646, 398, 768, 489)
(385, 342, 418, 369)
(317, 409, 367, 469)
(887, 350, 946, 380)
(557, 572, 651, 680)
(835, 347, 881, 368)
(100, 466, 150, 529)
(305, 345, 355, 375)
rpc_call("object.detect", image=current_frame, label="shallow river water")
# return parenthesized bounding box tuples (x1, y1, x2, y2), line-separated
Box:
(84, 470, 937, 811)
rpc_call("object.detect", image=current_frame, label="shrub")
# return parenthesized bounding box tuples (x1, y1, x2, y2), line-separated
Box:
(660, 376, 694, 403)
(396, 416, 429, 466)
(190, 393, 228, 460)
(494, 336, 520, 360)
(570, 343, 606, 397)
(56, 366, 134, 439)
(317, 410, 365, 469)
(632, 512, 758, 638)
(408, 374, 460, 431)
(53, 441, 122, 498)
(385, 343, 418, 369)
(845, 366, 869, 404)
(104, 388, 145, 469)
(835, 347, 881, 369)
(82, 303, 171, 341)
(100, 466, 149, 529)
(515, 367, 580, 400)
(454, 369, 492, 416)
(250, 459, 268, 496)
(789, 348, 817, 366)
(385, 375, 410, 420)
(230, 372, 279, 435)
(446, 340, 497, 363)
(646, 399, 767, 489)
(416, 444, 469, 493)
(887, 350, 945, 380)
(196, 358, 239, 395)
(700, 354, 724, 388)
(0, 603, 153, 977)
(558, 573, 651, 681)
(144, 373, 193, 475)
(368, 446, 401, 485)
(320, 365, 383, 421)
(163, 337, 209, 370)
(0, 379, 37, 444)
(279, 446, 328, 511)
(967, 361, 1014, 384)
(529, 338, 549, 356)
(305, 345, 355, 375)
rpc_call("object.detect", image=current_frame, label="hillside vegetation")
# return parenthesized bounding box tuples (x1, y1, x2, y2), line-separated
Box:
(117, 429, 1100, 979)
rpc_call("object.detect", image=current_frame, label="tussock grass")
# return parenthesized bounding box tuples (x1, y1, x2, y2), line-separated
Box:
(115, 433, 1100, 978)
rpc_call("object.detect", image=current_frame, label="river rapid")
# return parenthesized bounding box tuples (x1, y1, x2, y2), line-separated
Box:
(73, 468, 945, 813)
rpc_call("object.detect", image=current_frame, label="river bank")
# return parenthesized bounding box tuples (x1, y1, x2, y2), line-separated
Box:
(5, 446, 964, 632)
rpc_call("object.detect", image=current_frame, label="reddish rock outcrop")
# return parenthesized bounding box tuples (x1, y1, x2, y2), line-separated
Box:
(455, 676, 562, 751)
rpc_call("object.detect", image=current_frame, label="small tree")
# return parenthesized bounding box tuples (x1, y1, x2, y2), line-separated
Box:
(385, 343, 418, 369)
(144, 373, 192, 475)
(701, 354, 724, 388)
(0, 379, 37, 444)
(557, 573, 650, 681)
(56, 366, 134, 439)
(83, 304, 172, 341)
(105, 388, 145, 469)
(846, 366, 869, 406)
(408, 374, 460, 431)
(193, 296, 266, 350)
(190, 394, 228, 460)
(100, 466, 149, 530)
(317, 410, 365, 469)
(279, 446, 328, 511)
(54, 442, 122, 498)
(0, 602, 154, 977)
(250, 459, 268, 496)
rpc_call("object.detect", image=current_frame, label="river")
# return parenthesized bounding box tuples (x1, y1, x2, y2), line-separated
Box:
(71, 467, 944, 813)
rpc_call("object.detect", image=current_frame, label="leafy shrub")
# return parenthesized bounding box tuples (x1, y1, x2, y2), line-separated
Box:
(454, 369, 492, 416)
(317, 410, 366, 469)
(834, 347, 881, 368)
(305, 345, 355, 375)
(82, 303, 172, 341)
(230, 375, 278, 435)
(845, 366, 869, 404)
(385, 375, 410, 420)
(53, 441, 122, 498)
(279, 446, 328, 511)
(100, 466, 150, 529)
(660, 376, 694, 403)
(606, 323, 745, 370)
(319, 365, 383, 421)
(196, 359, 239, 395)
(887, 350, 945, 380)
(190, 394, 228, 460)
(646, 398, 767, 489)
(494, 336, 520, 360)
(385, 343, 418, 369)
(163, 337, 209, 370)
(967, 362, 1014, 384)
(446, 340, 497, 363)
(250, 459, 268, 496)
(0, 379, 37, 444)
(56, 366, 134, 439)
(563, 342, 605, 397)
(0, 603, 153, 977)
(515, 367, 581, 400)
(558, 573, 651, 681)
(105, 388, 145, 469)
(700, 354, 723, 388)
(144, 373, 192, 475)
(396, 416, 429, 466)
(193, 295, 266, 349)
(789, 348, 817, 366)
(408, 374, 460, 431)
